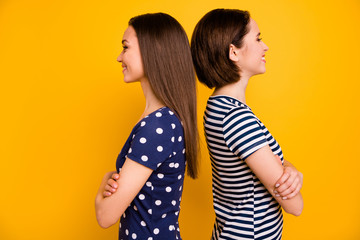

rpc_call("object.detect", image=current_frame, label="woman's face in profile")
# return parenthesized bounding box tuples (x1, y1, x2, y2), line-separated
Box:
(117, 26, 145, 83)
(236, 18, 269, 78)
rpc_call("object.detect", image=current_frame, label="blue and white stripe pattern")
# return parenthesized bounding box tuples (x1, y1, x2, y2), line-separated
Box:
(204, 95, 284, 240)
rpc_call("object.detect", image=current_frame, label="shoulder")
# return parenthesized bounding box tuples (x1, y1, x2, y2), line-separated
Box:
(223, 106, 256, 123)
(134, 107, 183, 140)
(206, 96, 238, 112)
(222, 105, 262, 137)
(139, 107, 181, 128)
(206, 96, 254, 117)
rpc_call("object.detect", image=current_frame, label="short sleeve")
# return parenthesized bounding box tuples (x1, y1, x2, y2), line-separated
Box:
(222, 107, 268, 160)
(127, 114, 174, 170)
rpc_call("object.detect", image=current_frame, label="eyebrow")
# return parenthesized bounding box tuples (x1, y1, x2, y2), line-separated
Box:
(257, 32, 261, 37)
(122, 39, 128, 44)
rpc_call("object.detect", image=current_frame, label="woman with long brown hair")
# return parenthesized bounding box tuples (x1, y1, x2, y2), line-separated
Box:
(95, 13, 199, 240)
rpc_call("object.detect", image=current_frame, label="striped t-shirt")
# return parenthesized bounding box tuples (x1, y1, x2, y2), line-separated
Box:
(204, 95, 284, 240)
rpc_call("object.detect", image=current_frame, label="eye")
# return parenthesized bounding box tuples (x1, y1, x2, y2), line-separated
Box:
(122, 45, 128, 51)
(257, 37, 263, 42)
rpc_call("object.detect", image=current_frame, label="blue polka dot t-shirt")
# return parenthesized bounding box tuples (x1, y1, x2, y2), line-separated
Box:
(116, 107, 185, 240)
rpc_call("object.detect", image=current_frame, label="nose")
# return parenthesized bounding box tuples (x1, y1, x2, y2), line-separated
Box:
(117, 52, 123, 62)
(262, 41, 269, 52)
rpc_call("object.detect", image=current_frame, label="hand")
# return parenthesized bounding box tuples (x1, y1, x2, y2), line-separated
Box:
(103, 172, 120, 198)
(274, 158, 303, 200)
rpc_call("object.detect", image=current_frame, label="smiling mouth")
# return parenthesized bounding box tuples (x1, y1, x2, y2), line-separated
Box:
(262, 56, 266, 62)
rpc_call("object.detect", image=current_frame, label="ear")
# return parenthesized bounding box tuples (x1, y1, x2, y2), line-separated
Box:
(229, 44, 239, 62)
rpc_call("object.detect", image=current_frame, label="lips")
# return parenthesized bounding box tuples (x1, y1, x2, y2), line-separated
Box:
(122, 64, 127, 72)
(261, 55, 266, 63)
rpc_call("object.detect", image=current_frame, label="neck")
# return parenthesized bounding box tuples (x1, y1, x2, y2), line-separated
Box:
(140, 78, 165, 118)
(213, 76, 249, 104)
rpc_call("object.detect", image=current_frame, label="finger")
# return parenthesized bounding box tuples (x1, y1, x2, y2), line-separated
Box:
(282, 183, 302, 200)
(275, 171, 290, 188)
(111, 173, 120, 180)
(103, 191, 112, 197)
(277, 177, 300, 197)
(107, 179, 118, 189)
(277, 171, 297, 193)
(104, 184, 117, 193)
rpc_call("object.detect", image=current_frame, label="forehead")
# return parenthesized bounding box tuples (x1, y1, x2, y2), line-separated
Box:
(122, 26, 137, 42)
(248, 18, 260, 34)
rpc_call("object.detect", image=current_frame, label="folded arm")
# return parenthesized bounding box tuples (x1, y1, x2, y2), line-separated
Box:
(246, 145, 303, 216)
(275, 159, 303, 199)
(95, 158, 153, 228)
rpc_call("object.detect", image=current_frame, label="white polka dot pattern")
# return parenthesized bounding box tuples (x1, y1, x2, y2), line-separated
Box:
(116, 107, 185, 239)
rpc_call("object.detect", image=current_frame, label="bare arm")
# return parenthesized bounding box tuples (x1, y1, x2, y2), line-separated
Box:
(95, 158, 153, 228)
(274, 160, 303, 199)
(246, 146, 303, 216)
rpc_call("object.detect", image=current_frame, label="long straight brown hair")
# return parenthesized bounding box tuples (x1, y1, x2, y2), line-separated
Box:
(129, 13, 199, 179)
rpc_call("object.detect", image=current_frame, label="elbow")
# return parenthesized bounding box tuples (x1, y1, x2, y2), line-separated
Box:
(95, 206, 118, 229)
(284, 202, 303, 216)
(95, 195, 124, 228)
(96, 210, 116, 229)
(287, 208, 303, 217)
(98, 220, 113, 229)
(97, 220, 110, 229)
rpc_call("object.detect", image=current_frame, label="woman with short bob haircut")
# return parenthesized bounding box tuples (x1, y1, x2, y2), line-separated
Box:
(95, 13, 199, 240)
(191, 9, 303, 240)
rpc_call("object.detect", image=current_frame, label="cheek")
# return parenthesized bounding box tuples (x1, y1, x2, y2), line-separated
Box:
(135, 59, 144, 74)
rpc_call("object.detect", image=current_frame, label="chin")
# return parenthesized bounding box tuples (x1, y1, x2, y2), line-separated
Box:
(259, 68, 266, 74)
(123, 78, 140, 84)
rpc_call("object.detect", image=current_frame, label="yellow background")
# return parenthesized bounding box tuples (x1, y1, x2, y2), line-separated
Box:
(1, 0, 360, 239)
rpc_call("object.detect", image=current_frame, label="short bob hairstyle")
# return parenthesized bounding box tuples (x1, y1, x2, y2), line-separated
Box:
(191, 9, 250, 89)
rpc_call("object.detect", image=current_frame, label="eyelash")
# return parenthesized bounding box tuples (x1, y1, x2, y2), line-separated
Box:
(257, 38, 263, 42)
(122, 46, 128, 50)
